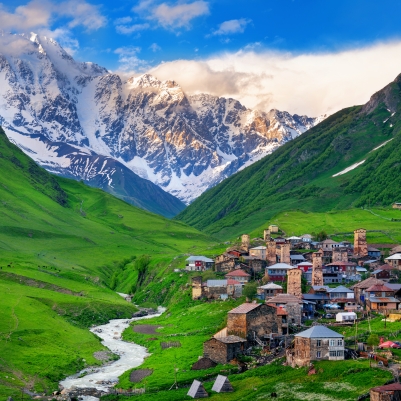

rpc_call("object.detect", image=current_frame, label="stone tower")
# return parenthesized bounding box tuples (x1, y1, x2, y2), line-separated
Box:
(263, 229, 271, 242)
(241, 234, 250, 252)
(192, 276, 203, 300)
(332, 249, 342, 263)
(287, 268, 302, 298)
(280, 242, 291, 265)
(312, 250, 324, 286)
(341, 249, 348, 262)
(354, 228, 368, 257)
(267, 240, 277, 265)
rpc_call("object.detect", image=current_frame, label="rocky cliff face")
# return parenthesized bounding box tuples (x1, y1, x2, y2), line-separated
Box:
(0, 33, 321, 204)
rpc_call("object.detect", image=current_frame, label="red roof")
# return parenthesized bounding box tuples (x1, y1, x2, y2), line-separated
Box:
(228, 302, 261, 314)
(379, 263, 394, 270)
(366, 284, 394, 292)
(226, 269, 251, 277)
(372, 383, 401, 392)
(227, 279, 241, 285)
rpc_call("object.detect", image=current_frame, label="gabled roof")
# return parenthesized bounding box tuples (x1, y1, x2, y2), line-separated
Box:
(366, 284, 394, 292)
(328, 285, 353, 293)
(214, 335, 247, 343)
(295, 325, 343, 339)
(298, 261, 313, 266)
(207, 279, 227, 287)
(227, 279, 241, 285)
(267, 293, 303, 304)
(286, 236, 301, 240)
(352, 277, 384, 289)
(258, 283, 283, 290)
(250, 246, 267, 250)
(322, 239, 338, 244)
(368, 247, 381, 252)
(312, 285, 330, 291)
(267, 263, 293, 270)
(186, 255, 214, 262)
(386, 253, 401, 260)
(386, 283, 401, 291)
(290, 255, 305, 260)
(228, 302, 261, 314)
(226, 269, 250, 277)
(379, 263, 394, 270)
(371, 383, 401, 393)
(326, 261, 356, 266)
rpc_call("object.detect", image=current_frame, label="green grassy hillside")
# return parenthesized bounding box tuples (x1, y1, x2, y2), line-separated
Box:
(176, 74, 401, 239)
(0, 128, 220, 398)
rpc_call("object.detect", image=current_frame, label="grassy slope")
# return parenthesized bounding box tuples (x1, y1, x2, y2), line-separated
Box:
(111, 283, 392, 401)
(0, 128, 220, 398)
(176, 75, 401, 240)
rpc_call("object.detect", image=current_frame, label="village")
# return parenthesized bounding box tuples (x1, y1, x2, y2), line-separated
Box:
(182, 226, 401, 399)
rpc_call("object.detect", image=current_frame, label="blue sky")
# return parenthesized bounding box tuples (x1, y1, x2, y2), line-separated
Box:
(2, 0, 401, 115)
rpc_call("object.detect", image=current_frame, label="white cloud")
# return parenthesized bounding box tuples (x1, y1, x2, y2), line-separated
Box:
(114, 46, 149, 72)
(116, 23, 149, 35)
(114, 16, 132, 25)
(133, 0, 209, 30)
(212, 18, 251, 36)
(149, 43, 161, 52)
(147, 41, 401, 116)
(0, 0, 106, 32)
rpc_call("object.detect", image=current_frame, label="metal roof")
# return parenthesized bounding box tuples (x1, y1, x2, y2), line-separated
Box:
(212, 375, 231, 393)
(267, 263, 293, 270)
(215, 335, 247, 343)
(290, 255, 305, 260)
(327, 285, 353, 293)
(207, 280, 227, 287)
(312, 285, 330, 291)
(250, 246, 267, 250)
(258, 283, 283, 290)
(226, 269, 250, 277)
(386, 253, 401, 260)
(352, 277, 384, 289)
(295, 325, 343, 339)
(186, 255, 214, 262)
(267, 293, 303, 304)
(228, 303, 261, 314)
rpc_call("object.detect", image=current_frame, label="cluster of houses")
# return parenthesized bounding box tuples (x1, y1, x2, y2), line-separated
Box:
(185, 226, 401, 374)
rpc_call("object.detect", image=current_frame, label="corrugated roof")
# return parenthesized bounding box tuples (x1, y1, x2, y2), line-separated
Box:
(250, 246, 267, 250)
(369, 296, 400, 303)
(295, 325, 343, 339)
(386, 283, 401, 291)
(371, 383, 401, 392)
(228, 302, 261, 314)
(207, 279, 227, 287)
(290, 255, 305, 260)
(366, 284, 393, 292)
(226, 269, 250, 277)
(227, 279, 241, 285)
(386, 253, 401, 260)
(267, 294, 303, 304)
(368, 247, 380, 252)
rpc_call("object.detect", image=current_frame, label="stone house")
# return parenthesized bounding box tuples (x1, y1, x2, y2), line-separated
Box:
(186, 256, 214, 271)
(191, 277, 242, 300)
(257, 282, 283, 300)
(370, 382, 401, 401)
(266, 293, 303, 326)
(385, 253, 401, 269)
(269, 224, 279, 233)
(286, 326, 344, 367)
(352, 277, 385, 305)
(365, 283, 400, 311)
(225, 269, 250, 284)
(214, 253, 237, 272)
(203, 335, 247, 364)
(227, 302, 281, 340)
(392, 203, 401, 210)
(322, 239, 340, 251)
(249, 246, 267, 260)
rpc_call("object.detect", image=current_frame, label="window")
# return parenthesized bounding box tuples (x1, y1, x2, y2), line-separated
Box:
(316, 340, 321, 347)
(317, 351, 321, 358)
(337, 340, 343, 346)
(329, 351, 336, 357)
(337, 350, 343, 357)
(330, 340, 335, 346)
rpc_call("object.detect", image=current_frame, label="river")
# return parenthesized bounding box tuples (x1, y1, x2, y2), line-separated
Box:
(60, 306, 165, 392)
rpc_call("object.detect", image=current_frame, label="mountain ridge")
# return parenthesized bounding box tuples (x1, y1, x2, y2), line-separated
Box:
(0, 32, 320, 206)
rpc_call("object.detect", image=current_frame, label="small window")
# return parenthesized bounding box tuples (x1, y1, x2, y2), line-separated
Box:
(316, 340, 321, 347)
(337, 350, 343, 357)
(317, 351, 321, 358)
(329, 351, 336, 357)
(330, 339, 335, 346)
(337, 340, 343, 346)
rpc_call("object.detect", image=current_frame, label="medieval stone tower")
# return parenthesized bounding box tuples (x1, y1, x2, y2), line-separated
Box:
(267, 240, 277, 265)
(241, 234, 250, 252)
(280, 242, 291, 265)
(354, 228, 368, 257)
(332, 249, 342, 263)
(263, 229, 271, 242)
(312, 250, 324, 286)
(287, 268, 302, 298)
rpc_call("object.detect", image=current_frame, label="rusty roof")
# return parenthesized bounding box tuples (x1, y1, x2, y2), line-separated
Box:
(227, 279, 241, 285)
(366, 284, 394, 292)
(226, 269, 251, 277)
(371, 383, 401, 392)
(228, 302, 261, 314)
(352, 277, 384, 289)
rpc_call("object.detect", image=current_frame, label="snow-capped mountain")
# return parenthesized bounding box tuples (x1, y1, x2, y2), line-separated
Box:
(0, 33, 321, 205)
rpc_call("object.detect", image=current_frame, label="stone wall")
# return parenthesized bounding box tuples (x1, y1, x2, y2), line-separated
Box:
(312, 251, 324, 286)
(285, 303, 302, 325)
(267, 240, 277, 265)
(241, 234, 250, 252)
(264, 229, 271, 241)
(192, 276, 203, 300)
(287, 268, 302, 298)
(203, 338, 228, 364)
(354, 228, 368, 257)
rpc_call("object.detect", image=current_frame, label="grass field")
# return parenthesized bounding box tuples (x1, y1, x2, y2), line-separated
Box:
(247, 208, 401, 246)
